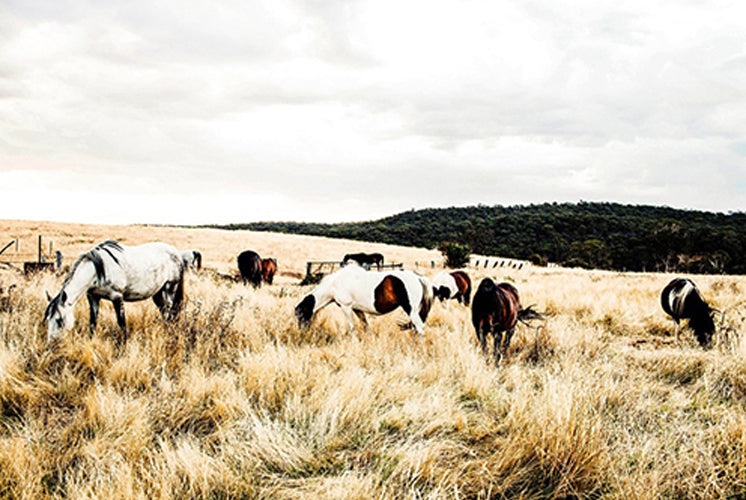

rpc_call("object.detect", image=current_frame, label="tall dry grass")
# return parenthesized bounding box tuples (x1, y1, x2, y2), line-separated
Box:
(1, 220, 745, 499)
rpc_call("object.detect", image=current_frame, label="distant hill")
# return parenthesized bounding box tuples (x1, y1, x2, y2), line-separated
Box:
(209, 202, 746, 274)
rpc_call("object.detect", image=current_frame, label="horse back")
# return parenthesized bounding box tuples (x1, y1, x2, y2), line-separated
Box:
(472, 279, 520, 332)
(661, 278, 696, 319)
(102, 242, 183, 300)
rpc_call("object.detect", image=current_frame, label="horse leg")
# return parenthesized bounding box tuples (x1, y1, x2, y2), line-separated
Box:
(674, 320, 681, 344)
(170, 278, 184, 319)
(157, 281, 182, 321)
(354, 310, 369, 333)
(340, 305, 357, 334)
(409, 310, 425, 337)
(152, 289, 166, 316)
(113, 298, 128, 344)
(493, 328, 504, 367)
(87, 292, 100, 337)
(503, 327, 515, 359)
(477, 322, 488, 357)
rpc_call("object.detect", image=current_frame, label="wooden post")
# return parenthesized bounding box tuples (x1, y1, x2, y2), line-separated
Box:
(38, 235, 42, 263)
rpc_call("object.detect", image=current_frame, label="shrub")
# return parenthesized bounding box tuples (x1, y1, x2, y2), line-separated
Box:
(438, 242, 471, 269)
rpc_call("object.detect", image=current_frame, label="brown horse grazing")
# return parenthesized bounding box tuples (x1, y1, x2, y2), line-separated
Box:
(237, 250, 263, 288)
(471, 278, 541, 367)
(342, 252, 384, 270)
(661, 277, 715, 348)
(261, 258, 277, 284)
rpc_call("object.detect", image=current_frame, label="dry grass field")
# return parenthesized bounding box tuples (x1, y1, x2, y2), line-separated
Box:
(1, 220, 746, 499)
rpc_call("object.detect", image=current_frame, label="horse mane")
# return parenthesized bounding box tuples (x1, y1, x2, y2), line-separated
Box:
(64, 240, 123, 285)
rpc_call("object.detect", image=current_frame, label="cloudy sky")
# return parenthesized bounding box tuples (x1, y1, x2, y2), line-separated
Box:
(1, 0, 745, 224)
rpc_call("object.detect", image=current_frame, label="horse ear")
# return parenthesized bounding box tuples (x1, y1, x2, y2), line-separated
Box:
(45, 290, 53, 302)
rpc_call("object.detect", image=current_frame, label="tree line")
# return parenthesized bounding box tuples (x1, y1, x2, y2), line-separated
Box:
(209, 202, 746, 274)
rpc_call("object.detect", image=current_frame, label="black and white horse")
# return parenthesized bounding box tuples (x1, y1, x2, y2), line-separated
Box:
(342, 252, 384, 270)
(181, 249, 202, 271)
(661, 277, 715, 348)
(295, 263, 433, 336)
(471, 278, 541, 366)
(44, 240, 185, 344)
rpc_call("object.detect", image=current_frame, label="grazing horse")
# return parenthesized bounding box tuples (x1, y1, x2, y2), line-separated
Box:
(237, 250, 263, 288)
(44, 240, 185, 344)
(342, 252, 384, 270)
(295, 263, 433, 336)
(432, 270, 472, 306)
(471, 278, 541, 366)
(661, 277, 715, 348)
(261, 258, 277, 284)
(181, 249, 202, 271)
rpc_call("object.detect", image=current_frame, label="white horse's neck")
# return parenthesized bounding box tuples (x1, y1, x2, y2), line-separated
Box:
(61, 260, 97, 308)
(311, 273, 340, 312)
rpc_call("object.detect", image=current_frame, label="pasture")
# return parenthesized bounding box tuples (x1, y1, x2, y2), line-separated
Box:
(1, 220, 746, 499)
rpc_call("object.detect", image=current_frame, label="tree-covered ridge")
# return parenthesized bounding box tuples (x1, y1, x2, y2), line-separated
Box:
(211, 202, 746, 274)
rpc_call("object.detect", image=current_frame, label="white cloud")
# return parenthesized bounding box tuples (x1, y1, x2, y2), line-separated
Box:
(0, 0, 745, 224)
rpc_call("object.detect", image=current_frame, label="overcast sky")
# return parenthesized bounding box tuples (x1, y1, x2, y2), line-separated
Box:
(1, 0, 745, 224)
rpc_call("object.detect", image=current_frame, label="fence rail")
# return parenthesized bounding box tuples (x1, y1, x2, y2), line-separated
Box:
(0, 237, 61, 274)
(305, 260, 403, 279)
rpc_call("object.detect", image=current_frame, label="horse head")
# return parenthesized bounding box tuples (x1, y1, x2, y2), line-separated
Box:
(44, 290, 74, 342)
(434, 285, 451, 301)
(295, 294, 316, 328)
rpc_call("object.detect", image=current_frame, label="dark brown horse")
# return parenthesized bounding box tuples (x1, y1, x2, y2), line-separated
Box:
(237, 250, 263, 288)
(342, 252, 384, 270)
(471, 278, 541, 366)
(261, 258, 277, 284)
(661, 277, 715, 348)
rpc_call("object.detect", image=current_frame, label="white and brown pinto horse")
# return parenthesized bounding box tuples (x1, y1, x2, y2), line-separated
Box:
(661, 277, 715, 348)
(432, 270, 472, 306)
(295, 263, 433, 336)
(44, 240, 185, 344)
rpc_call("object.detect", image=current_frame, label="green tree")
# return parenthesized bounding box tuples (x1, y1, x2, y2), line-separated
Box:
(438, 242, 471, 269)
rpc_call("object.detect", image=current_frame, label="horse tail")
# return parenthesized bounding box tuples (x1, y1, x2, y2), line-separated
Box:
(418, 276, 433, 323)
(518, 304, 543, 325)
(193, 251, 202, 270)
